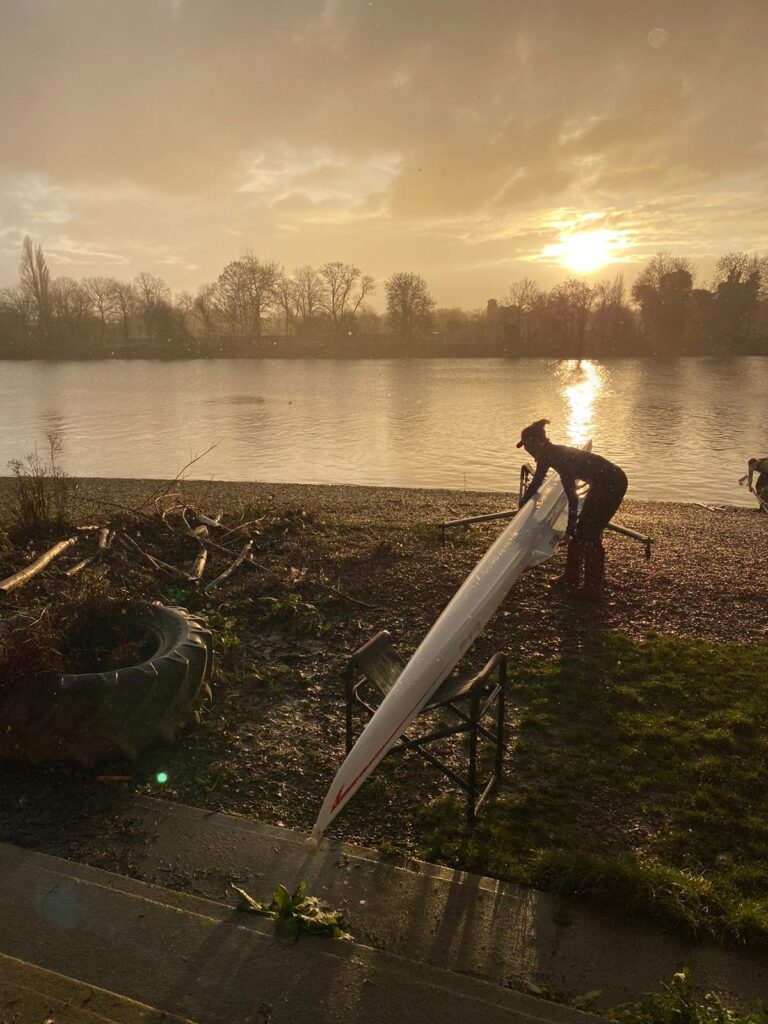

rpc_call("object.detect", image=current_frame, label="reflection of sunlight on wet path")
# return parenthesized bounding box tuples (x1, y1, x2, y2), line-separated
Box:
(558, 360, 605, 444)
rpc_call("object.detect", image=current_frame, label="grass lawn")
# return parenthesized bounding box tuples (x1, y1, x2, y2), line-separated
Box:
(418, 632, 768, 948)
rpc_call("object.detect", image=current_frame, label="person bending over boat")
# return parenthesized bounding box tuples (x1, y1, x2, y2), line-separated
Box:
(747, 456, 768, 504)
(516, 419, 628, 599)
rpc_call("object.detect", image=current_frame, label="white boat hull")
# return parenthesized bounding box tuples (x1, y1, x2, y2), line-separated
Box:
(309, 464, 574, 842)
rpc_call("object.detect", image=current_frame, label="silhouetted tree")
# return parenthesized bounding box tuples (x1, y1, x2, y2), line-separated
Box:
(710, 252, 768, 354)
(318, 261, 375, 336)
(0, 286, 32, 354)
(83, 276, 118, 342)
(215, 252, 280, 339)
(385, 271, 435, 339)
(543, 278, 594, 356)
(19, 236, 52, 346)
(293, 265, 326, 332)
(109, 280, 138, 343)
(274, 272, 299, 336)
(631, 252, 694, 354)
(193, 282, 218, 339)
(134, 272, 171, 340)
(589, 275, 636, 355)
(51, 277, 91, 345)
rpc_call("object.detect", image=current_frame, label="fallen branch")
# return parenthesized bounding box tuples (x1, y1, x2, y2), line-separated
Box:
(189, 548, 208, 582)
(196, 511, 224, 529)
(64, 554, 98, 577)
(204, 540, 253, 592)
(0, 536, 78, 594)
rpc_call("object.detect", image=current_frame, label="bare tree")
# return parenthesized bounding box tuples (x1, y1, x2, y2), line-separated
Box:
(318, 261, 375, 334)
(51, 276, 91, 343)
(506, 277, 542, 313)
(274, 273, 300, 335)
(134, 272, 171, 339)
(109, 279, 137, 342)
(175, 290, 195, 336)
(0, 286, 32, 352)
(385, 271, 436, 339)
(83, 276, 119, 341)
(544, 278, 595, 355)
(19, 236, 52, 344)
(293, 265, 326, 326)
(632, 252, 694, 296)
(215, 252, 280, 339)
(193, 282, 219, 339)
(631, 252, 694, 352)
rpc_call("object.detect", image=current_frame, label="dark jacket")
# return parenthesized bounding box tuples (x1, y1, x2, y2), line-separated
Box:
(522, 442, 624, 528)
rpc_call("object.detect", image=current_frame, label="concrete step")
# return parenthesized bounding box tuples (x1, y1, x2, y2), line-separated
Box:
(0, 840, 595, 1024)
(110, 797, 766, 1009)
(0, 951, 195, 1024)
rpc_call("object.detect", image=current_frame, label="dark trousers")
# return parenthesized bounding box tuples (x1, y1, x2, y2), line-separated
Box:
(574, 468, 628, 543)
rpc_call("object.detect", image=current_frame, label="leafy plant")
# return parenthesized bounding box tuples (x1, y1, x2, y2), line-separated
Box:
(256, 592, 325, 636)
(165, 585, 189, 606)
(203, 609, 242, 649)
(609, 969, 767, 1024)
(233, 882, 350, 944)
(8, 431, 73, 534)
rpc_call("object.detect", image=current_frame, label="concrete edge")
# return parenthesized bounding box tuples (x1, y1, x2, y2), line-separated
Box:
(0, 951, 196, 1024)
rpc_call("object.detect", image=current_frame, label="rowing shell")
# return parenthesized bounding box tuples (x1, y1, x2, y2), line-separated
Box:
(307, 459, 577, 846)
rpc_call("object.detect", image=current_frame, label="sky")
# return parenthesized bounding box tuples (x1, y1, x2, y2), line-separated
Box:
(0, 0, 767, 310)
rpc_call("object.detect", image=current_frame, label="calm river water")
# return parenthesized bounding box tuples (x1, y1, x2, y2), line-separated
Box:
(0, 357, 765, 505)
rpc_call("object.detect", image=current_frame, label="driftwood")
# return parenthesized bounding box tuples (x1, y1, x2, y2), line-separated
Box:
(189, 548, 208, 582)
(196, 512, 223, 530)
(119, 533, 195, 582)
(204, 540, 253, 593)
(0, 537, 78, 593)
(65, 528, 113, 577)
(64, 555, 97, 577)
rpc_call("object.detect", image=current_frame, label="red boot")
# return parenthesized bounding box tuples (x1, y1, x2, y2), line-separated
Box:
(581, 542, 606, 600)
(551, 539, 584, 595)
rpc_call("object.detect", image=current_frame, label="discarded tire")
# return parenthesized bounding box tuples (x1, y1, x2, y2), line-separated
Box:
(0, 605, 214, 766)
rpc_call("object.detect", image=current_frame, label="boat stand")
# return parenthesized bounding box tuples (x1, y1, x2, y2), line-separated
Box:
(343, 630, 507, 828)
(440, 464, 653, 560)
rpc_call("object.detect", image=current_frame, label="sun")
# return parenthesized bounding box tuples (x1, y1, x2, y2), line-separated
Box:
(542, 229, 622, 274)
(557, 231, 615, 273)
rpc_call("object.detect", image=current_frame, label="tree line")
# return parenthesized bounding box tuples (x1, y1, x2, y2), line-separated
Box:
(1, 237, 767, 359)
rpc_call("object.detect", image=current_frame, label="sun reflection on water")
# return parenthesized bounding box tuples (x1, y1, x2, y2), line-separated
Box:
(558, 360, 606, 444)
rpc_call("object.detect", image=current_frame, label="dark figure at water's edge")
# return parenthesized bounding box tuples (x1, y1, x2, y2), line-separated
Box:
(747, 456, 768, 504)
(517, 419, 628, 600)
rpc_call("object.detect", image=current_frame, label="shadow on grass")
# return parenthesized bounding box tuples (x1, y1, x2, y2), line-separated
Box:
(418, 630, 768, 949)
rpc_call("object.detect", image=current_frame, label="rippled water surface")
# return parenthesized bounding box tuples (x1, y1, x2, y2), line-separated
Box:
(0, 358, 765, 505)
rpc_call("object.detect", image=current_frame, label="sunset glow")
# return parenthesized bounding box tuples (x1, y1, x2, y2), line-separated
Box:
(549, 231, 617, 274)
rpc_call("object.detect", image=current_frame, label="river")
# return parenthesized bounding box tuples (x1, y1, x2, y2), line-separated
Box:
(0, 357, 765, 505)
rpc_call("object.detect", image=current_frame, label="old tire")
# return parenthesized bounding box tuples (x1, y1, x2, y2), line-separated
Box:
(0, 605, 214, 766)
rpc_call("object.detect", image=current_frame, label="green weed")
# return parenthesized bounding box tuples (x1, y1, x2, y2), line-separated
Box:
(233, 881, 350, 944)
(608, 968, 767, 1024)
(256, 592, 325, 636)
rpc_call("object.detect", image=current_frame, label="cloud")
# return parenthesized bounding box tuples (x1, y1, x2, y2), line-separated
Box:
(0, 0, 765, 306)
